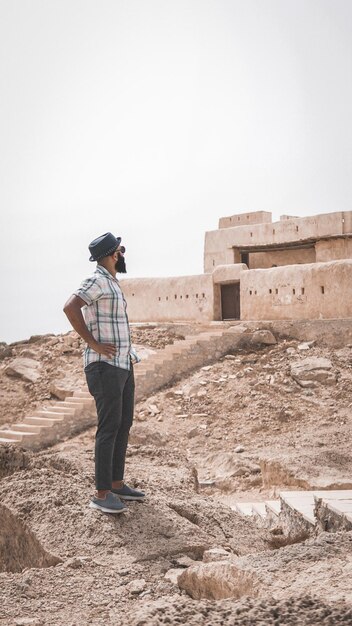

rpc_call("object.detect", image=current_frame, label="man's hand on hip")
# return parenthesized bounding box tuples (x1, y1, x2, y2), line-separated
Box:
(90, 341, 117, 358)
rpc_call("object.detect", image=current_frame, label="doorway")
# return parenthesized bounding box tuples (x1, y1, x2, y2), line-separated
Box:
(220, 283, 240, 320)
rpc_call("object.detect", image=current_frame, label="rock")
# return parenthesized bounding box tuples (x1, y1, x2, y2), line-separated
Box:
(187, 427, 199, 439)
(129, 424, 168, 447)
(224, 355, 237, 360)
(177, 561, 258, 600)
(290, 357, 336, 387)
(198, 479, 216, 487)
(201, 365, 213, 370)
(174, 555, 196, 568)
(234, 445, 245, 453)
(203, 548, 231, 563)
(126, 578, 147, 595)
(0, 345, 13, 360)
(250, 330, 277, 346)
(5, 358, 41, 383)
(146, 403, 160, 416)
(62, 334, 75, 347)
(21, 347, 40, 358)
(297, 341, 315, 351)
(64, 556, 88, 569)
(286, 347, 296, 355)
(164, 568, 184, 584)
(50, 380, 74, 400)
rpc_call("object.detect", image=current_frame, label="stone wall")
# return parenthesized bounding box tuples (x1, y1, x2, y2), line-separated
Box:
(248, 247, 316, 269)
(120, 274, 214, 322)
(315, 238, 352, 262)
(219, 211, 272, 229)
(240, 260, 352, 320)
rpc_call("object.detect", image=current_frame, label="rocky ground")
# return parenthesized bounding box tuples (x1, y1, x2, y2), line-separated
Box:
(0, 326, 184, 429)
(0, 324, 352, 625)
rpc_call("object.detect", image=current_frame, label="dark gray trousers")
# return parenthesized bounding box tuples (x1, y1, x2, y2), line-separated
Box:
(85, 361, 135, 490)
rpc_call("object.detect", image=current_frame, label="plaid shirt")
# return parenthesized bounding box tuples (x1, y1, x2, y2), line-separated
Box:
(74, 265, 140, 370)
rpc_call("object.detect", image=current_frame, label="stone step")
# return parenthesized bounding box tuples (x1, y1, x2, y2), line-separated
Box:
(62, 397, 92, 405)
(252, 502, 267, 519)
(12, 423, 43, 434)
(231, 502, 256, 516)
(315, 492, 352, 532)
(73, 390, 92, 399)
(0, 436, 19, 443)
(280, 491, 316, 525)
(230, 500, 281, 528)
(0, 430, 37, 442)
(265, 500, 281, 516)
(24, 416, 64, 427)
(33, 408, 76, 418)
(0, 430, 24, 441)
(324, 500, 352, 516)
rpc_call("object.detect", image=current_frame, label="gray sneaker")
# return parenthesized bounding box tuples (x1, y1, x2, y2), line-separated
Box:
(89, 492, 128, 514)
(111, 484, 146, 501)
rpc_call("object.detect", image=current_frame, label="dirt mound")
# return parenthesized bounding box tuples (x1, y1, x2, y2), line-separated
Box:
(0, 504, 61, 573)
(128, 594, 352, 625)
(0, 444, 30, 478)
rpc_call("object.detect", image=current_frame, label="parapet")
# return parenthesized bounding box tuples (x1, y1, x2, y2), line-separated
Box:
(218, 211, 272, 229)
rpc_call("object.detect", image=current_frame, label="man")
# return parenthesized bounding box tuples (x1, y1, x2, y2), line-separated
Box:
(63, 232, 145, 514)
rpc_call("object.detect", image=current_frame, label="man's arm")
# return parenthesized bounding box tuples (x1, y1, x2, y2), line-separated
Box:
(63, 295, 116, 359)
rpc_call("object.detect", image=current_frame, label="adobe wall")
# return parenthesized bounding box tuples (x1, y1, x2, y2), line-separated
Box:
(315, 238, 352, 262)
(248, 247, 316, 269)
(120, 274, 214, 322)
(241, 260, 352, 320)
(219, 211, 272, 229)
(204, 211, 350, 272)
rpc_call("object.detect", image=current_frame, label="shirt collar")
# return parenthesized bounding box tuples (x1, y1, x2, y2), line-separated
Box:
(95, 265, 119, 282)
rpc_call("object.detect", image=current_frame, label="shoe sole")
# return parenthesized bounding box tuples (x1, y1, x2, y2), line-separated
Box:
(114, 495, 146, 501)
(89, 501, 128, 514)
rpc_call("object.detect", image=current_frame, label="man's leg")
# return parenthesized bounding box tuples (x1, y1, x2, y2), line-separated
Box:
(85, 363, 129, 497)
(111, 364, 135, 487)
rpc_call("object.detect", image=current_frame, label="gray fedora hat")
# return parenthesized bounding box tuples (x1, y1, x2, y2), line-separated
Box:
(88, 232, 121, 262)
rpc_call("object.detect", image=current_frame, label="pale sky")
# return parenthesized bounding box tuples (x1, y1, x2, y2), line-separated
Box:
(1, 0, 351, 343)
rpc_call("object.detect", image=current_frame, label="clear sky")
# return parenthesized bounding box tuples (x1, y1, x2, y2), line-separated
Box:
(1, 0, 351, 343)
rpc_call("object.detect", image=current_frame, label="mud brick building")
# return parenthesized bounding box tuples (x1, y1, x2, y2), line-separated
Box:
(121, 211, 352, 322)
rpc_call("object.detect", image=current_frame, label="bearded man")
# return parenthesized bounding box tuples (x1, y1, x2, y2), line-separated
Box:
(64, 232, 145, 514)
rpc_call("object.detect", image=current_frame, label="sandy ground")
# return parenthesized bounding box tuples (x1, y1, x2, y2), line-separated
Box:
(0, 325, 352, 625)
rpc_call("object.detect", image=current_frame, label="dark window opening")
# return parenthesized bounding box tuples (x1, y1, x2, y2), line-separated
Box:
(321, 286, 325, 294)
(241, 252, 249, 267)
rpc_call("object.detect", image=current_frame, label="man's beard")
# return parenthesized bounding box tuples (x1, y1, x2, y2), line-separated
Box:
(115, 255, 127, 273)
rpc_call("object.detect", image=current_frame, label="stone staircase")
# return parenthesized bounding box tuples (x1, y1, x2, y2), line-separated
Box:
(0, 325, 249, 451)
(231, 490, 352, 536)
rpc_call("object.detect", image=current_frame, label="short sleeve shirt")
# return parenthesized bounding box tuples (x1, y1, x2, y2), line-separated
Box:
(74, 265, 139, 370)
